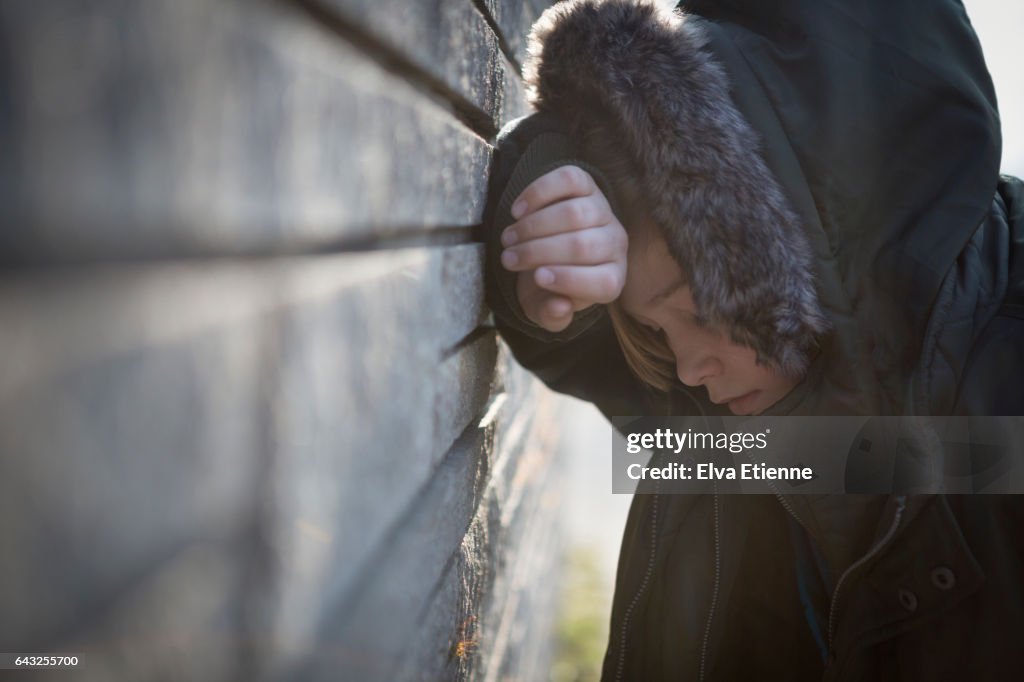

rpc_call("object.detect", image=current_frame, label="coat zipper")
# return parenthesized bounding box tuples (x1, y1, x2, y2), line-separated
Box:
(826, 495, 907, 648)
(698, 486, 721, 682)
(689, 396, 720, 682)
(615, 394, 715, 681)
(769, 489, 908, 653)
(613, 485, 660, 682)
(611, 483, 723, 682)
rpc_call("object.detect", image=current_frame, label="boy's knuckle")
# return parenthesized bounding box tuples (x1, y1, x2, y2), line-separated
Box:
(519, 215, 540, 241)
(560, 165, 591, 194)
(615, 227, 629, 252)
(595, 271, 617, 300)
(598, 231, 616, 260)
(553, 166, 577, 189)
(609, 269, 625, 297)
(570, 232, 591, 260)
(564, 201, 587, 228)
(511, 243, 530, 265)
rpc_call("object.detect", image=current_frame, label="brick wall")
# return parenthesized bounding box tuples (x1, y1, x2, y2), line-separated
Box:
(0, 1, 571, 679)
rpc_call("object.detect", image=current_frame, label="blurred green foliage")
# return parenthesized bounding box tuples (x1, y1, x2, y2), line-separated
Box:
(552, 547, 613, 682)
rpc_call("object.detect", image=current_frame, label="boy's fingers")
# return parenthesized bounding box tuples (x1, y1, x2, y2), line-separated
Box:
(533, 263, 625, 304)
(537, 296, 575, 332)
(501, 224, 626, 271)
(522, 290, 574, 332)
(502, 195, 612, 247)
(517, 273, 576, 331)
(509, 165, 598, 220)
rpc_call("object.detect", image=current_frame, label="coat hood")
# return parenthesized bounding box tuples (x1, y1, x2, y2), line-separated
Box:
(523, 0, 829, 377)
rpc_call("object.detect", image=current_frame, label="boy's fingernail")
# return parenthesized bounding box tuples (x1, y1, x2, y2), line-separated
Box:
(501, 250, 518, 268)
(551, 299, 571, 316)
(501, 228, 517, 247)
(536, 268, 554, 286)
(511, 199, 526, 219)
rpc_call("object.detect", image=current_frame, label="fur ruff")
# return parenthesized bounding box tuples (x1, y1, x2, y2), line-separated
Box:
(524, 0, 829, 375)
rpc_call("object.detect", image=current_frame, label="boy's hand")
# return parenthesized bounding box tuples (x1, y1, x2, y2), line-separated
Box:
(499, 166, 629, 332)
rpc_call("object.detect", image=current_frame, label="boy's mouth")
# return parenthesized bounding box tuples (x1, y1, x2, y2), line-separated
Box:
(724, 390, 761, 415)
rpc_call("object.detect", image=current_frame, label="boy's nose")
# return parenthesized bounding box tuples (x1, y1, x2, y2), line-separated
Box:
(673, 346, 721, 388)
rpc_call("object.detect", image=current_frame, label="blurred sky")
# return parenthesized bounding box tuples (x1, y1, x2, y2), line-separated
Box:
(966, 0, 1024, 177)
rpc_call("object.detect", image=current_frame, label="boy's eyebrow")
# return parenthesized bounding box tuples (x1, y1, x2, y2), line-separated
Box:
(646, 277, 686, 307)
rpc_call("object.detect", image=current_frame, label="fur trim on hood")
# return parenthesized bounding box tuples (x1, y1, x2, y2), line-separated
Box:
(524, 0, 829, 376)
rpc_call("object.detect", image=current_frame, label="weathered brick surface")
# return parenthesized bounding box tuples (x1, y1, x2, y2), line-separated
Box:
(480, 0, 545, 67)
(0, 247, 543, 675)
(262, 246, 501, 675)
(0, 265, 275, 654)
(29, 543, 249, 682)
(385, 365, 567, 682)
(307, 0, 523, 127)
(0, 0, 496, 263)
(476, 394, 566, 682)
(0, 0, 567, 680)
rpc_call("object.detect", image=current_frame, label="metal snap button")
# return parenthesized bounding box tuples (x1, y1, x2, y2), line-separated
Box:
(898, 587, 918, 612)
(931, 566, 956, 590)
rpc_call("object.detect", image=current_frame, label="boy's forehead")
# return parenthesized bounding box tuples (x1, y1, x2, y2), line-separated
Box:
(620, 230, 686, 313)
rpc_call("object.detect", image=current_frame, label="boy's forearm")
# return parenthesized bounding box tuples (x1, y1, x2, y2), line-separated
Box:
(494, 311, 659, 420)
(481, 113, 641, 412)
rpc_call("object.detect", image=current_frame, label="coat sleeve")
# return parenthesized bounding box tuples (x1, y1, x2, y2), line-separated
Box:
(481, 113, 688, 418)
(946, 176, 1024, 417)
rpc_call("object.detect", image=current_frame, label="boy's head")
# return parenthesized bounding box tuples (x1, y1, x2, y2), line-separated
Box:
(570, 115, 803, 414)
(611, 220, 802, 415)
(525, 0, 830, 399)
(556, 82, 804, 414)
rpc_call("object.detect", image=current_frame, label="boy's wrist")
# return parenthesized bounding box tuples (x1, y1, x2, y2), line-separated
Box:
(484, 114, 624, 341)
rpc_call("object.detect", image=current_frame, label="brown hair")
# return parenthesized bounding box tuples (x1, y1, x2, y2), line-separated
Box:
(607, 301, 677, 392)
(576, 123, 678, 392)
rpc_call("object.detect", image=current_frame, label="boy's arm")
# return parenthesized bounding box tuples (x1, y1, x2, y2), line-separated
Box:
(483, 113, 609, 341)
(481, 113, 677, 418)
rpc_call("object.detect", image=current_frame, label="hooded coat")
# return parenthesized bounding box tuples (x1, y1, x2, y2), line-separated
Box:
(482, 0, 1024, 679)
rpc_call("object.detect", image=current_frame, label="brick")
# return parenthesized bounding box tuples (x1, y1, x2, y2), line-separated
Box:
(501, 53, 531, 124)
(260, 245, 509, 672)
(308, 0, 521, 126)
(287, 415, 498, 680)
(0, 265, 275, 651)
(320, 359, 566, 681)
(481, 0, 547, 67)
(0, 0, 492, 263)
(0, 2, 567, 679)
(29, 544, 247, 682)
(0, 244, 497, 664)
(389, 385, 566, 681)
(478, 401, 566, 681)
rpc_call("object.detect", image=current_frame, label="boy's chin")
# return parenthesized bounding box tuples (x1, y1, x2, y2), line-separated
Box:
(725, 390, 762, 416)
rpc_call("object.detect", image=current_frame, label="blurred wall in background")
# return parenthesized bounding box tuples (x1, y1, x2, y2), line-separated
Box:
(0, 1, 569, 680)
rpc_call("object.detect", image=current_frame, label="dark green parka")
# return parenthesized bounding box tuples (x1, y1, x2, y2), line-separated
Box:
(483, 0, 1024, 679)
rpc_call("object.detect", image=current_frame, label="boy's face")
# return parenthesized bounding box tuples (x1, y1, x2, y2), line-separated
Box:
(618, 227, 801, 415)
